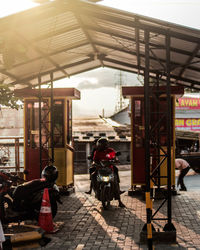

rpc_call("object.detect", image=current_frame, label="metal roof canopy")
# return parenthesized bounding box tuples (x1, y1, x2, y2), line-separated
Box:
(0, 0, 200, 90)
(1, 0, 199, 244)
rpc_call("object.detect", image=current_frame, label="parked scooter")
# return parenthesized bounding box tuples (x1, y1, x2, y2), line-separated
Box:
(0, 165, 61, 224)
(93, 153, 120, 209)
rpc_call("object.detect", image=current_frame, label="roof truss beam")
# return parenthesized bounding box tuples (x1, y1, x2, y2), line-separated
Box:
(15, 31, 70, 77)
(85, 23, 200, 60)
(11, 57, 94, 86)
(75, 3, 200, 44)
(11, 40, 89, 69)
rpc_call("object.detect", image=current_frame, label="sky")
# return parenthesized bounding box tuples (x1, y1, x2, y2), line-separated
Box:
(0, 0, 200, 117)
(101, 0, 200, 30)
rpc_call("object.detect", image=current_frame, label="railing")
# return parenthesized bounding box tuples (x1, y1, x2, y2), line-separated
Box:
(0, 137, 24, 173)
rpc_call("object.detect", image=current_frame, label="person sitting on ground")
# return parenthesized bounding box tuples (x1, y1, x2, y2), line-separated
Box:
(175, 158, 191, 191)
(91, 137, 125, 207)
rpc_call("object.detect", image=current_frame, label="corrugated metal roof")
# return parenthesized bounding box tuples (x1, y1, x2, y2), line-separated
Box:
(0, 0, 200, 90)
(176, 130, 200, 141)
(73, 117, 116, 133)
(72, 116, 131, 141)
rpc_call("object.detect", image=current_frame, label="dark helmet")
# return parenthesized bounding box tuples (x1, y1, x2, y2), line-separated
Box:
(42, 165, 58, 182)
(97, 138, 109, 150)
(92, 138, 99, 146)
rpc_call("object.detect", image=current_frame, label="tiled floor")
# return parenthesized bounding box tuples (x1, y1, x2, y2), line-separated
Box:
(37, 187, 200, 249)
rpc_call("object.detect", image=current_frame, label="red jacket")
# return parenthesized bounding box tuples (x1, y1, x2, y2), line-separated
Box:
(93, 148, 116, 169)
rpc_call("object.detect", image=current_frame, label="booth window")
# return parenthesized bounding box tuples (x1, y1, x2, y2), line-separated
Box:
(27, 100, 49, 149)
(53, 100, 64, 148)
(134, 99, 144, 148)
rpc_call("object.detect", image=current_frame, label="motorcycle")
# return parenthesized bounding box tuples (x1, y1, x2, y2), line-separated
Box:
(0, 165, 61, 225)
(93, 152, 120, 209)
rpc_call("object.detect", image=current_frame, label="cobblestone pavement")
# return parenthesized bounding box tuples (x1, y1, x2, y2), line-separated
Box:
(29, 173, 200, 250)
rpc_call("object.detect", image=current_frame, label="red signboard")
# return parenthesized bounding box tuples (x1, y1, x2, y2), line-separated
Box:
(175, 118, 200, 131)
(175, 97, 200, 130)
(176, 97, 200, 109)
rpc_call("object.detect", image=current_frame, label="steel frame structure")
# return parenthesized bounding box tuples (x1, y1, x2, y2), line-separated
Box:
(1, 1, 200, 248)
(143, 30, 176, 249)
(38, 74, 55, 175)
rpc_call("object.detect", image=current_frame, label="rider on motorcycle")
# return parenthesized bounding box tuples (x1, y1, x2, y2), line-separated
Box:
(91, 138, 125, 208)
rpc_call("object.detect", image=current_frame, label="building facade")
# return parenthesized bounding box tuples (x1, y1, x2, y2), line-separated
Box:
(72, 116, 131, 174)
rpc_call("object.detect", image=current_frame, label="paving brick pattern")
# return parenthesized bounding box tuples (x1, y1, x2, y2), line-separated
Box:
(31, 189, 200, 250)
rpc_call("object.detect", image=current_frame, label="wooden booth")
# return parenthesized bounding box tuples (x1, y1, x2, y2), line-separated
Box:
(15, 88, 80, 188)
(122, 86, 184, 189)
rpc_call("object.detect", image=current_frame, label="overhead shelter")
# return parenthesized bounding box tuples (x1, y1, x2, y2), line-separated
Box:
(0, 0, 200, 89)
(15, 87, 80, 187)
(1, 0, 200, 246)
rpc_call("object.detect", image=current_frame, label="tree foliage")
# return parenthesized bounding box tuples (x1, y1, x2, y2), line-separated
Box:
(0, 83, 23, 110)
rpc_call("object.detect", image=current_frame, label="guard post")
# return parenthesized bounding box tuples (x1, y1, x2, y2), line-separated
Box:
(122, 85, 184, 244)
(15, 88, 80, 191)
(122, 86, 184, 193)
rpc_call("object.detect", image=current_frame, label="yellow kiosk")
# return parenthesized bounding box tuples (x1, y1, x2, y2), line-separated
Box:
(15, 88, 80, 188)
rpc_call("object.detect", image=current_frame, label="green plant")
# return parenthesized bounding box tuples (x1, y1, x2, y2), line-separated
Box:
(0, 83, 23, 110)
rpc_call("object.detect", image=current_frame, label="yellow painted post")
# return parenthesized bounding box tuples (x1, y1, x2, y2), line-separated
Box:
(145, 191, 154, 250)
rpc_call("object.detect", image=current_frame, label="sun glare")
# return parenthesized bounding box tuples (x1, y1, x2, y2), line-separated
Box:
(0, 0, 38, 18)
(101, 0, 200, 29)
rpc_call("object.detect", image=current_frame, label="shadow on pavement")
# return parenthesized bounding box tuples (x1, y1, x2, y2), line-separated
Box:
(29, 172, 200, 250)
